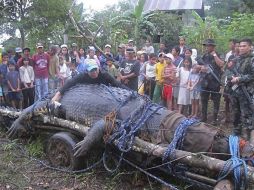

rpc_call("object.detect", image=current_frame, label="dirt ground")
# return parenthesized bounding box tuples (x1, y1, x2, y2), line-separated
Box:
(0, 100, 234, 190)
(0, 129, 166, 190)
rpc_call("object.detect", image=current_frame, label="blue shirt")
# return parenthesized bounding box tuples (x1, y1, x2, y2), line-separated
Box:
(76, 63, 87, 73)
(6, 70, 19, 89)
(0, 64, 8, 85)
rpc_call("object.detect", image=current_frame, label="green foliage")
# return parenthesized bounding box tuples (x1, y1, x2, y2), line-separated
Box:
(0, 0, 83, 48)
(183, 11, 222, 54)
(26, 137, 44, 157)
(222, 13, 254, 42)
(204, 0, 254, 18)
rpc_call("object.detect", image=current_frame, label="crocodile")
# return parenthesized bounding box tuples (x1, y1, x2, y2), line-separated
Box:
(6, 84, 254, 159)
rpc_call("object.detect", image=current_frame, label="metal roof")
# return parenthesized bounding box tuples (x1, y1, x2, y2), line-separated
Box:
(143, 0, 203, 12)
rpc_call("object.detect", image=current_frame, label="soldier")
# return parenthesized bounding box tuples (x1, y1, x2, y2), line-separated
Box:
(230, 38, 254, 139)
(198, 39, 224, 125)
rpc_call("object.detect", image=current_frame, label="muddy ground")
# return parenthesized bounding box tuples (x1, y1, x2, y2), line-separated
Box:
(0, 101, 233, 190)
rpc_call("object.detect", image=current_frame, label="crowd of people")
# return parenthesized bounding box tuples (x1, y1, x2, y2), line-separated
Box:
(0, 37, 254, 139)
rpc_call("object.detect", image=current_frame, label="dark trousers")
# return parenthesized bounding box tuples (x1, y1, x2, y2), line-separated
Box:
(22, 87, 34, 108)
(200, 88, 221, 122)
(144, 78, 156, 100)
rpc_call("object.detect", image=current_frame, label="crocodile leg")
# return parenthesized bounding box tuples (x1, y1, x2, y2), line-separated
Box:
(74, 119, 105, 157)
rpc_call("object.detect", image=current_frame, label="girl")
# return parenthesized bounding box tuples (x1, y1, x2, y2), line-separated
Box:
(177, 57, 192, 115)
(58, 55, 68, 86)
(187, 64, 200, 118)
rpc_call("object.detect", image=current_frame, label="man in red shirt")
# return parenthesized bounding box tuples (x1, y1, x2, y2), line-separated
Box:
(32, 43, 50, 100)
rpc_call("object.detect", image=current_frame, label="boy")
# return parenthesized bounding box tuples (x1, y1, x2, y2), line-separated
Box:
(7, 62, 22, 108)
(106, 55, 119, 79)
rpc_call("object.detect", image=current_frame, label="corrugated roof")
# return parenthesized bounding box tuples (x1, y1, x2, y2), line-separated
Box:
(143, 0, 203, 12)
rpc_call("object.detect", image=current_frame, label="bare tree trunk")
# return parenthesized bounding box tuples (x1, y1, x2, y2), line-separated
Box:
(19, 28, 25, 49)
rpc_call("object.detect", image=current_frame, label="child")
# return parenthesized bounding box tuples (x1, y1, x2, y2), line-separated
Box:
(177, 57, 192, 115)
(58, 55, 68, 86)
(162, 53, 176, 110)
(187, 64, 200, 118)
(19, 57, 35, 108)
(106, 57, 119, 79)
(6, 62, 23, 108)
(153, 53, 166, 103)
(69, 62, 79, 79)
(143, 53, 157, 100)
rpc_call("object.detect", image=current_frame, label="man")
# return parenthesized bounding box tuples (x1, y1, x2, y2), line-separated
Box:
(99, 44, 113, 71)
(126, 40, 137, 53)
(225, 39, 238, 62)
(198, 39, 224, 125)
(114, 44, 126, 64)
(230, 38, 254, 139)
(0, 52, 10, 101)
(178, 36, 187, 58)
(48, 45, 60, 93)
(142, 39, 154, 55)
(32, 43, 50, 100)
(119, 47, 140, 91)
(51, 61, 128, 102)
(17, 47, 33, 68)
(14, 47, 23, 64)
(223, 40, 240, 123)
(157, 42, 167, 56)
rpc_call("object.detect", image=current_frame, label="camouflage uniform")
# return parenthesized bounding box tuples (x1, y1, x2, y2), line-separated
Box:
(231, 53, 254, 138)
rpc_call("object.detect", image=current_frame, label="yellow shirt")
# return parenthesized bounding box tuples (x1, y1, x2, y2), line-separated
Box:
(155, 61, 166, 84)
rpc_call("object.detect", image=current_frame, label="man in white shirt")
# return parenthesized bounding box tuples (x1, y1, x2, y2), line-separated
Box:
(225, 39, 237, 62)
(143, 40, 154, 55)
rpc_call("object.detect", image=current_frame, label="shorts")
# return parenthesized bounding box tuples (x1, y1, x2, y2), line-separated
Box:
(8, 91, 23, 101)
(162, 84, 173, 101)
(190, 89, 200, 100)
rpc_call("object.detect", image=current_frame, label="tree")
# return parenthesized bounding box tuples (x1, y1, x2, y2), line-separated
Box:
(0, 0, 83, 49)
(204, 0, 254, 18)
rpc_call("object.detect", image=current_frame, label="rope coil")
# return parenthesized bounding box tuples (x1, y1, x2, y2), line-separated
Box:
(218, 135, 248, 190)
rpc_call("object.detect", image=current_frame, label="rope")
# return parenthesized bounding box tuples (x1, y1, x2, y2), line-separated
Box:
(163, 118, 199, 161)
(217, 135, 248, 190)
(109, 102, 163, 153)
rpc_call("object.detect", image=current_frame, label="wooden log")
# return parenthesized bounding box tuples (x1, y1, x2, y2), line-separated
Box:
(0, 108, 253, 185)
(132, 137, 254, 184)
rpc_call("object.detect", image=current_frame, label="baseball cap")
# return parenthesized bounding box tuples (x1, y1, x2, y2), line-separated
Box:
(128, 39, 134, 43)
(15, 47, 22, 53)
(36, 43, 44, 48)
(60, 44, 68, 49)
(118, 44, 125, 48)
(164, 53, 174, 60)
(87, 63, 99, 72)
(71, 43, 77, 47)
(105, 44, 111, 48)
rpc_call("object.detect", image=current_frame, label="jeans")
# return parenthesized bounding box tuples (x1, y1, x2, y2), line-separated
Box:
(35, 78, 48, 101)
(48, 77, 59, 94)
